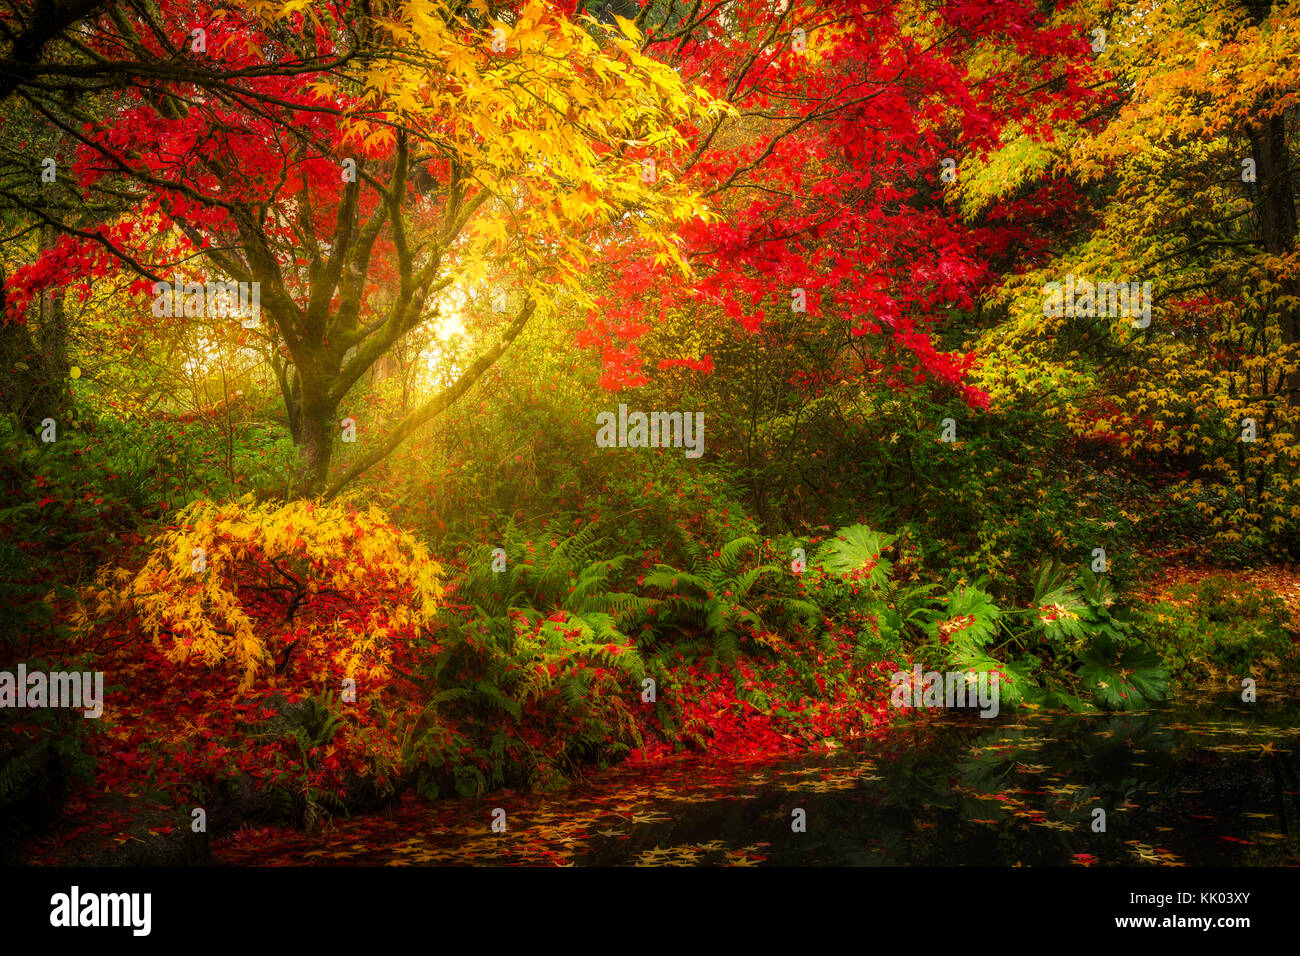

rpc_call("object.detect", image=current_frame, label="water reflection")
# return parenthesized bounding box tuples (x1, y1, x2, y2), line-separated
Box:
(215, 691, 1300, 866)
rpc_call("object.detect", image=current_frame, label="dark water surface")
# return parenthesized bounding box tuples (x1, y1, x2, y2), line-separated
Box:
(216, 690, 1300, 866)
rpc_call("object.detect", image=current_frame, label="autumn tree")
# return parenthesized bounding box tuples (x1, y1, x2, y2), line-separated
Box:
(572, 0, 1101, 525)
(3, 0, 722, 496)
(965, 0, 1300, 550)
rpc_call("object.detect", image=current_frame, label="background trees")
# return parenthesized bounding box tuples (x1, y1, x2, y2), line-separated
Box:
(965, 0, 1300, 555)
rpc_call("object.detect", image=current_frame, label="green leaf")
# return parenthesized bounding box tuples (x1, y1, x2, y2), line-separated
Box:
(1078, 636, 1169, 710)
(926, 585, 1001, 653)
(816, 523, 895, 587)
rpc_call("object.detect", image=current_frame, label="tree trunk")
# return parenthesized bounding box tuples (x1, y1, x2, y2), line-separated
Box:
(37, 224, 71, 391)
(1246, 2, 1300, 406)
(0, 229, 72, 431)
(295, 405, 336, 498)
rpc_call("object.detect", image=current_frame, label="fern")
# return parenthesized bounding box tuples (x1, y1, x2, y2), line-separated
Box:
(641, 568, 713, 595)
(875, 580, 943, 641)
(715, 535, 758, 576)
(471, 679, 523, 718)
(584, 590, 657, 620)
(641, 534, 782, 645)
(0, 744, 45, 804)
(770, 595, 820, 627)
(715, 629, 741, 666)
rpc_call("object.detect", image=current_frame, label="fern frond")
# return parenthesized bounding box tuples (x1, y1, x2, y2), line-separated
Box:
(715, 535, 757, 576)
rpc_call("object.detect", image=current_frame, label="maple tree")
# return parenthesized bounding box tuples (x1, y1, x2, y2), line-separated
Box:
(3, 0, 721, 495)
(577, 0, 1101, 398)
(965, 0, 1300, 549)
(77, 495, 445, 689)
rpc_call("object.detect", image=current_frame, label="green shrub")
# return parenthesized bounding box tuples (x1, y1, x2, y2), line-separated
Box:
(1133, 576, 1295, 683)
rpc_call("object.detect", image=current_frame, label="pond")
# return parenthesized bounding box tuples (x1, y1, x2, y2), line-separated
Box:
(214, 689, 1300, 866)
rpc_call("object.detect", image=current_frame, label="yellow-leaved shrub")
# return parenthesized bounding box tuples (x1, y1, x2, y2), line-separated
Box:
(76, 495, 443, 690)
